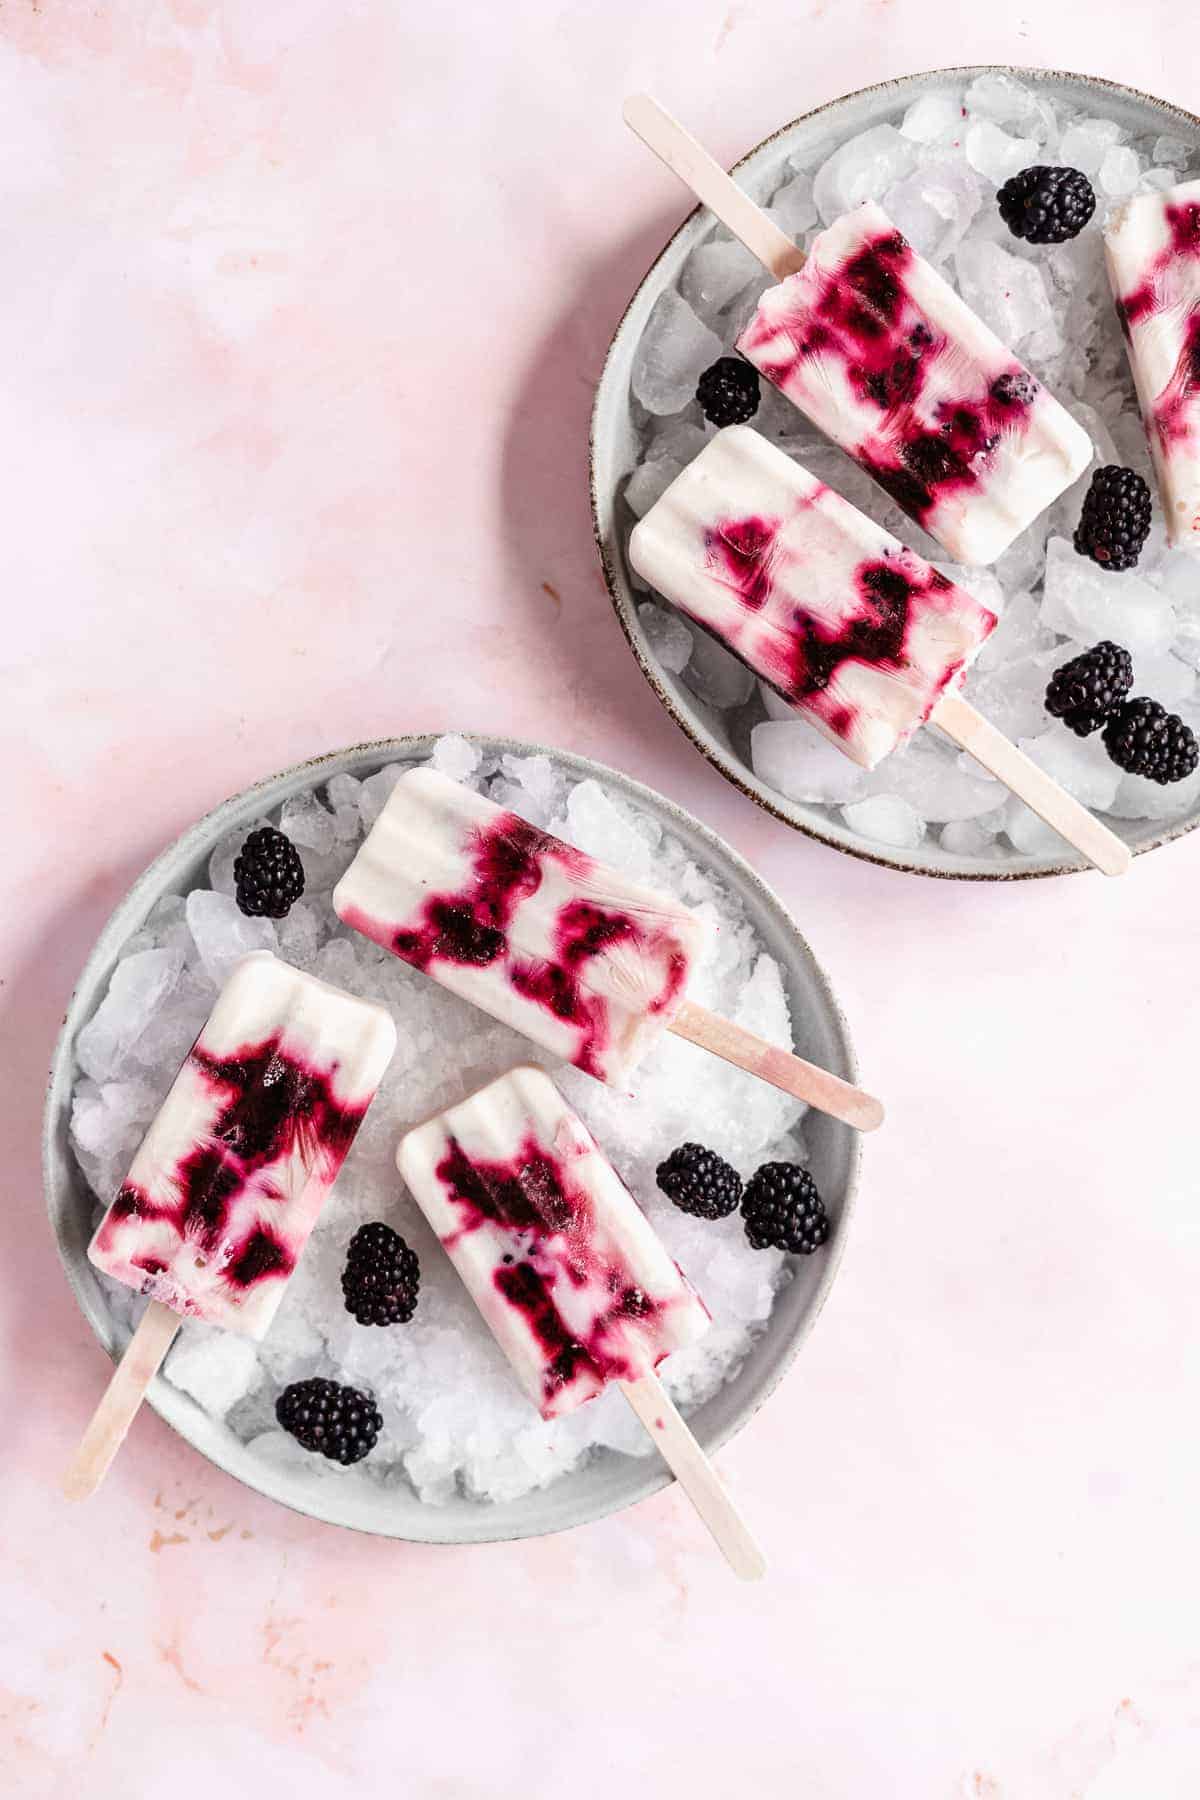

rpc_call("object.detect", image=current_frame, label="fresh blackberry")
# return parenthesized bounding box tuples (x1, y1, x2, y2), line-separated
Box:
(990, 369, 1039, 408)
(1074, 466, 1153, 571)
(1102, 697, 1200, 784)
(741, 1163, 829, 1255)
(656, 1143, 742, 1220)
(997, 165, 1096, 244)
(234, 826, 305, 919)
(696, 357, 760, 427)
(341, 1222, 420, 1326)
(275, 1378, 382, 1465)
(1044, 640, 1133, 736)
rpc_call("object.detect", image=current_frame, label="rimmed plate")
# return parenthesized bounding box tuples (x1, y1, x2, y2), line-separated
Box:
(46, 735, 861, 1542)
(590, 67, 1200, 879)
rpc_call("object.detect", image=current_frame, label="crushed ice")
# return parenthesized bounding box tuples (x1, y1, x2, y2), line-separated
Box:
(71, 743, 810, 1504)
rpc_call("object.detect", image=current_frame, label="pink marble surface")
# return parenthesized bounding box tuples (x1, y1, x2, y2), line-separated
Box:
(3, 4, 1199, 1795)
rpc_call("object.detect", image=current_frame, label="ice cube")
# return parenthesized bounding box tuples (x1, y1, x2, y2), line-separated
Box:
(631, 292, 723, 416)
(965, 647, 1063, 742)
(965, 73, 1038, 128)
(812, 125, 916, 224)
(358, 764, 406, 830)
(900, 91, 964, 146)
(429, 733, 481, 784)
(1129, 650, 1195, 707)
(882, 159, 982, 262)
(840, 794, 926, 849)
(954, 239, 1053, 347)
(276, 899, 322, 966)
(940, 817, 1003, 857)
(166, 1324, 264, 1415)
(765, 171, 818, 240)
(638, 602, 694, 674)
(750, 718, 868, 805)
(185, 890, 277, 988)
(1098, 145, 1141, 198)
(1058, 118, 1122, 177)
(1153, 134, 1190, 166)
(324, 772, 364, 841)
(625, 458, 683, 519)
(76, 948, 186, 1083)
(974, 590, 1054, 673)
(1040, 537, 1177, 656)
(1139, 168, 1182, 194)
(860, 737, 1000, 820)
(758, 680, 796, 723)
(1107, 761, 1200, 819)
(681, 238, 761, 313)
(683, 630, 756, 710)
(1016, 725, 1122, 810)
(565, 781, 651, 877)
(1003, 796, 1077, 856)
(279, 791, 336, 855)
(964, 120, 1038, 185)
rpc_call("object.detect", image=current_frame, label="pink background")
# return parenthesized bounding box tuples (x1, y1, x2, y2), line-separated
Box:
(3, 4, 1198, 1795)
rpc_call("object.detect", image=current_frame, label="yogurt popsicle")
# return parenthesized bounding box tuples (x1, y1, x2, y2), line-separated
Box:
(334, 768, 885, 1126)
(630, 427, 1131, 876)
(631, 425, 997, 769)
(736, 201, 1093, 565)
(88, 951, 397, 1337)
(1105, 178, 1200, 549)
(67, 953, 396, 1499)
(397, 1064, 710, 1419)
(399, 1065, 763, 1577)
(621, 96, 1092, 567)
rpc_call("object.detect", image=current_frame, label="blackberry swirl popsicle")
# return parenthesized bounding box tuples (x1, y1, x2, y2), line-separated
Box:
(65, 952, 397, 1497)
(398, 1064, 763, 1578)
(333, 767, 884, 1129)
(1105, 178, 1200, 550)
(624, 95, 1093, 566)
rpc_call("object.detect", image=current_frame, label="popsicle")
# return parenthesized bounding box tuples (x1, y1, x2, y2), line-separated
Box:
(398, 1064, 763, 1578)
(630, 426, 1131, 874)
(623, 96, 1093, 566)
(65, 951, 397, 1498)
(333, 766, 884, 1128)
(1105, 178, 1200, 550)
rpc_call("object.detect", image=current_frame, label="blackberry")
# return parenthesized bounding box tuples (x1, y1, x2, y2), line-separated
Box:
(234, 826, 305, 919)
(1074, 466, 1153, 571)
(656, 1143, 742, 1220)
(741, 1163, 829, 1255)
(696, 357, 760, 427)
(341, 1221, 420, 1326)
(1044, 640, 1133, 737)
(1102, 697, 1200, 784)
(991, 370, 1039, 408)
(997, 165, 1096, 244)
(275, 1378, 382, 1465)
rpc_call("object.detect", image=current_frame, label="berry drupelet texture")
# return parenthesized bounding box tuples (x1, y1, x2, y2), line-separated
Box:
(1102, 698, 1200, 784)
(696, 357, 760, 427)
(275, 1378, 383, 1465)
(1074, 466, 1153, 572)
(656, 1142, 743, 1220)
(997, 165, 1096, 244)
(741, 1163, 830, 1254)
(341, 1221, 421, 1326)
(234, 826, 306, 920)
(1045, 640, 1134, 737)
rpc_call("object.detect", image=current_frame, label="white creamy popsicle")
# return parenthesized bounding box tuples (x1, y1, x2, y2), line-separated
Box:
(397, 1065, 711, 1419)
(333, 768, 707, 1088)
(1105, 178, 1200, 549)
(735, 200, 1094, 565)
(631, 426, 998, 769)
(88, 951, 397, 1339)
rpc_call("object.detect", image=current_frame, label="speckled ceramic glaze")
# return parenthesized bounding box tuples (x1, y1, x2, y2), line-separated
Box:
(46, 736, 861, 1543)
(591, 68, 1200, 880)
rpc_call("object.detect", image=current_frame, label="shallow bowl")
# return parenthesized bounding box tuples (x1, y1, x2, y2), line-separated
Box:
(590, 67, 1200, 879)
(46, 735, 861, 1542)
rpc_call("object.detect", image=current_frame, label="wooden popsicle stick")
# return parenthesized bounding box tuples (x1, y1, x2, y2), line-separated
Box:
(620, 1369, 765, 1580)
(670, 1000, 884, 1132)
(623, 94, 806, 281)
(62, 1301, 180, 1501)
(932, 691, 1132, 877)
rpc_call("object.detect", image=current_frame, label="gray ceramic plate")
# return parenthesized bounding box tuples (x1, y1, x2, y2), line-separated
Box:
(591, 67, 1200, 880)
(46, 736, 861, 1543)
